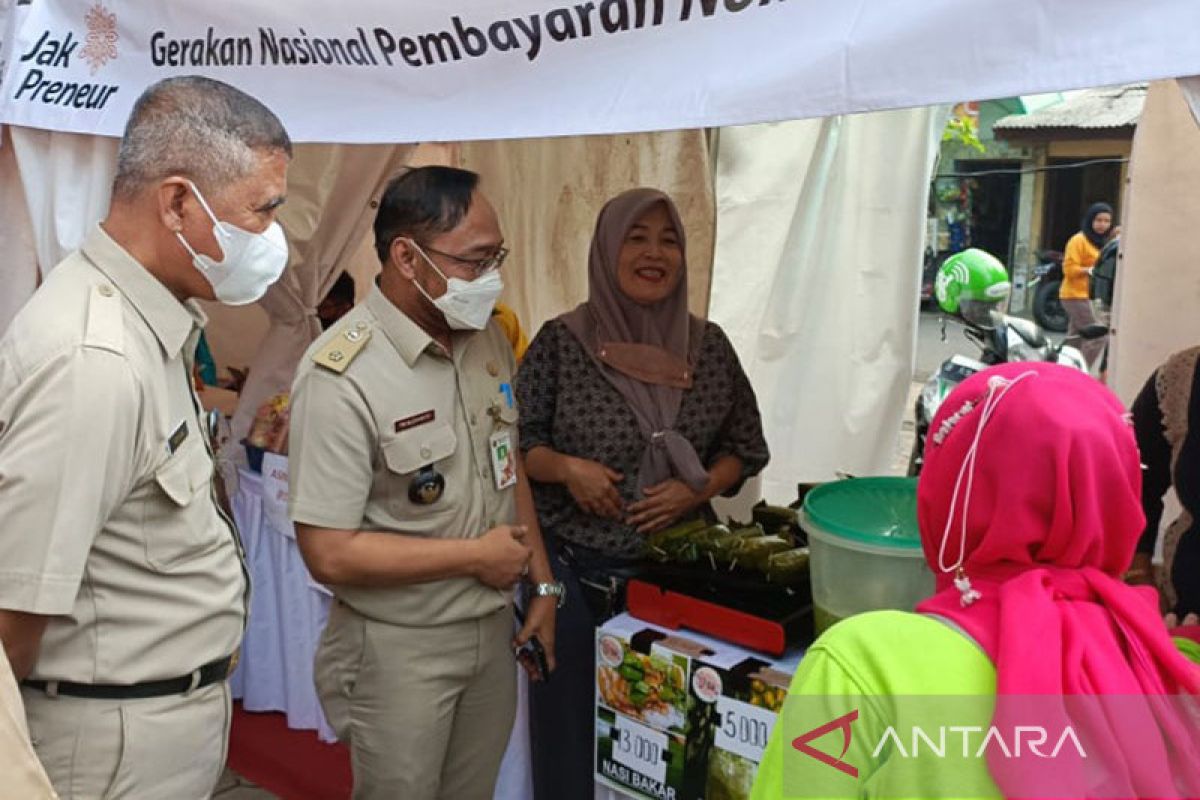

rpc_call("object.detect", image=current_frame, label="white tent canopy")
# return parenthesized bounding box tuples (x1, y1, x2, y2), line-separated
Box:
(3, 0, 1200, 494)
(3, 0, 1200, 142)
(5, 4, 1200, 798)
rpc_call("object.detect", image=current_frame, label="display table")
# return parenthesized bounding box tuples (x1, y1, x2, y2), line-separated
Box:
(229, 459, 336, 742)
(228, 454, 532, 798)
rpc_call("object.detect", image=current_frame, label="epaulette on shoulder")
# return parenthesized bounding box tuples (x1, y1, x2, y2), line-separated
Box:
(82, 282, 125, 355)
(312, 320, 372, 374)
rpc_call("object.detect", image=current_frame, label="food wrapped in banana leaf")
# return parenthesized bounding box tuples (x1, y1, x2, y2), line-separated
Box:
(687, 523, 731, 549)
(643, 518, 710, 562)
(657, 525, 739, 568)
(699, 525, 765, 564)
(649, 518, 709, 544)
(753, 502, 805, 544)
(766, 547, 810, 585)
(731, 534, 792, 572)
(660, 524, 737, 564)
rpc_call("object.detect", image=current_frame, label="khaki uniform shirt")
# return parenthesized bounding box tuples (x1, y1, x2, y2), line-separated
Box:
(0, 226, 246, 683)
(289, 287, 519, 627)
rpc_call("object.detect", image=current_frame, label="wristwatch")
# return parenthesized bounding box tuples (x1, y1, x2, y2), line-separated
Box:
(530, 581, 566, 609)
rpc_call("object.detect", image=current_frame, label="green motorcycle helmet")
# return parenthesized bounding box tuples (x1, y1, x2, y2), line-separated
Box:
(935, 248, 1012, 327)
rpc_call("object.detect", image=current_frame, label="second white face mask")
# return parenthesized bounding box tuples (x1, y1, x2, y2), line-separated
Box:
(409, 240, 504, 330)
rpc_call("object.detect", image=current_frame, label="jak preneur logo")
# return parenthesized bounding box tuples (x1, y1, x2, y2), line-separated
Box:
(81, 2, 118, 73)
(11, 0, 122, 112)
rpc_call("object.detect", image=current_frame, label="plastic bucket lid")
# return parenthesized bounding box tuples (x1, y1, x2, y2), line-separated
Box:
(801, 477, 922, 551)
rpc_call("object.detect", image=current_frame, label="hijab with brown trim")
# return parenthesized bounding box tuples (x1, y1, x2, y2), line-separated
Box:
(559, 188, 710, 494)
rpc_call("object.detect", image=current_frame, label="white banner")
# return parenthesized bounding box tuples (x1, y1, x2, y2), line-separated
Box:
(2, 0, 1200, 143)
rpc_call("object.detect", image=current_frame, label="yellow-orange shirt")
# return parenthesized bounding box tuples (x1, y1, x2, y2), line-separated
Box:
(1060, 232, 1101, 300)
(493, 303, 529, 362)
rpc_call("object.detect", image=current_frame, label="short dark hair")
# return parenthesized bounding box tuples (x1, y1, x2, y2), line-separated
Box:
(373, 166, 480, 264)
(113, 76, 292, 201)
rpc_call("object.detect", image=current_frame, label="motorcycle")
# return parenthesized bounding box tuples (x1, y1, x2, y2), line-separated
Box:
(906, 312, 1107, 475)
(1030, 250, 1069, 333)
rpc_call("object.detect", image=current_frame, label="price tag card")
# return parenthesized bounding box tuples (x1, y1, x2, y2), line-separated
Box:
(715, 696, 777, 763)
(612, 714, 669, 785)
(261, 453, 291, 533)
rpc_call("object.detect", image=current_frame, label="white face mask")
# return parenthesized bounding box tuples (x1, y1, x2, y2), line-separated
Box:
(407, 239, 504, 330)
(176, 180, 289, 306)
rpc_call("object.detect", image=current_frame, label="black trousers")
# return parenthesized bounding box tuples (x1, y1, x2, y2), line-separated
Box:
(1173, 529, 1200, 618)
(528, 540, 639, 800)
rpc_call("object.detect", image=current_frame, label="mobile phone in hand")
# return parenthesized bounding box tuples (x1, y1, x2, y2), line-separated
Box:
(514, 606, 550, 683)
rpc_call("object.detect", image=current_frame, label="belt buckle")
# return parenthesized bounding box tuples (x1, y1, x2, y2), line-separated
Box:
(227, 649, 240, 678)
(184, 668, 202, 696)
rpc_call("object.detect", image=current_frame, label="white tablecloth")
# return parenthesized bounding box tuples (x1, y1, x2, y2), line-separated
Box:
(228, 457, 532, 798)
(229, 463, 336, 742)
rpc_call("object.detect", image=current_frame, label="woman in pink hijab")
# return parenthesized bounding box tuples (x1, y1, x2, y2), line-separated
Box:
(751, 362, 1200, 800)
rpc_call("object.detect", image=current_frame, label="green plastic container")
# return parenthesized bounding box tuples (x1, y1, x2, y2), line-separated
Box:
(801, 477, 935, 634)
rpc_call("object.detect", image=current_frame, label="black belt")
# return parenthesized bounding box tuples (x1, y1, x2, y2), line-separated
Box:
(23, 655, 235, 700)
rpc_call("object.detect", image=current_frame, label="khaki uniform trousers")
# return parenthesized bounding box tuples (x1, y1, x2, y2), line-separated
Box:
(316, 601, 517, 800)
(21, 682, 230, 800)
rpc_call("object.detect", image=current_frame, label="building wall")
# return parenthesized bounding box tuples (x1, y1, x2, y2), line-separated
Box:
(1029, 144, 1049, 260)
(1111, 80, 1200, 403)
(1046, 139, 1133, 159)
(932, 100, 1035, 263)
(1048, 138, 1133, 214)
(1016, 136, 1131, 268)
(1009, 155, 1041, 312)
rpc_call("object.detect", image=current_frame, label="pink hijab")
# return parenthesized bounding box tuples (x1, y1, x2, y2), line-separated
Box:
(916, 363, 1200, 798)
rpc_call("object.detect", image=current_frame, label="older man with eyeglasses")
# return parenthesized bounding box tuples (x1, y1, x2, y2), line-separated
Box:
(287, 166, 560, 800)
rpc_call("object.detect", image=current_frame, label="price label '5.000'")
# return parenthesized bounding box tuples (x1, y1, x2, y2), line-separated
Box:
(715, 696, 776, 763)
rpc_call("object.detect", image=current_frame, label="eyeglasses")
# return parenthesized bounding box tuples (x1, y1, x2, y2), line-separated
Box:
(422, 244, 509, 277)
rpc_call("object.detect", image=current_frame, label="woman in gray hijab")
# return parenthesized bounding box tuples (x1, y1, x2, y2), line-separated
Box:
(516, 188, 769, 799)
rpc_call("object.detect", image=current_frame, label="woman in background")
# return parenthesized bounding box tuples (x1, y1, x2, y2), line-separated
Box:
(1058, 202, 1113, 369)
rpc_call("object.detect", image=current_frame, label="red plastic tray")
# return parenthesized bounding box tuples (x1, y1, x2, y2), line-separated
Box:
(625, 578, 790, 656)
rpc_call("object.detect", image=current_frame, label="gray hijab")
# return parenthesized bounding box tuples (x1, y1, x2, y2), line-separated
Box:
(559, 188, 709, 493)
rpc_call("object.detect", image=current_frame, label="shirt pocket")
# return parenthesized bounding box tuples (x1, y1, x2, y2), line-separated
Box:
(145, 439, 220, 570)
(381, 423, 459, 520)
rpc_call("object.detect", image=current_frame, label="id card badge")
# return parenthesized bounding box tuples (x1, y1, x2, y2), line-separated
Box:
(489, 430, 518, 491)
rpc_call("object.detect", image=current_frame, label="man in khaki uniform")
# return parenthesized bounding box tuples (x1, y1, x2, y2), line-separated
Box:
(0, 647, 57, 799)
(0, 76, 291, 798)
(290, 166, 561, 800)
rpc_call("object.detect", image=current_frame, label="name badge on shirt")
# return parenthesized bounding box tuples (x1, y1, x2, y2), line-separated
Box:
(489, 430, 517, 491)
(167, 421, 188, 454)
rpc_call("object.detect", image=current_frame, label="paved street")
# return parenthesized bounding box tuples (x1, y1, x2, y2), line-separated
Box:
(915, 307, 1067, 382)
(914, 309, 973, 382)
(890, 310, 982, 476)
(893, 308, 1071, 475)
